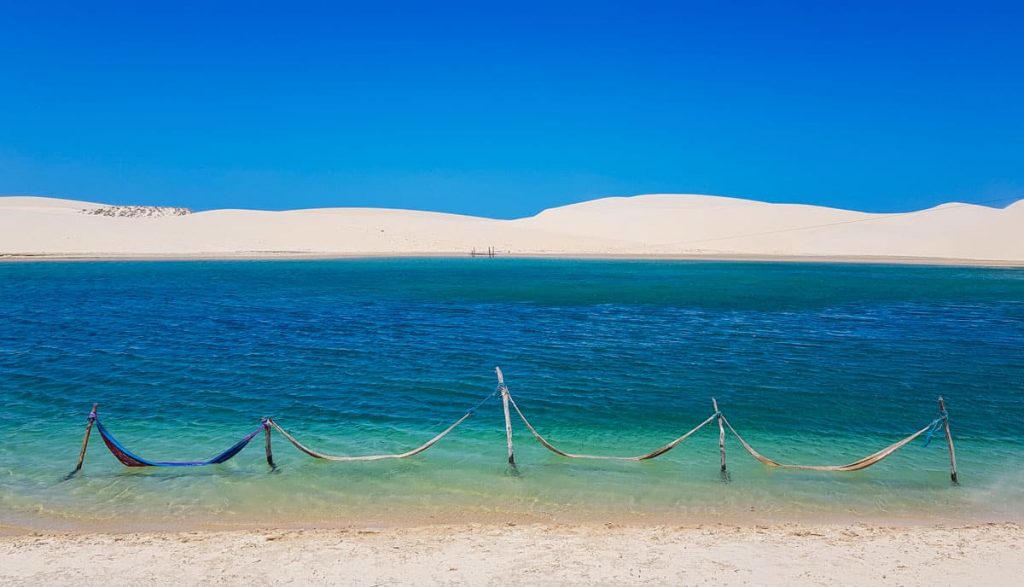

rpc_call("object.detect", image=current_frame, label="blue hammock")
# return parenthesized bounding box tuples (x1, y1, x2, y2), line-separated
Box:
(94, 418, 262, 467)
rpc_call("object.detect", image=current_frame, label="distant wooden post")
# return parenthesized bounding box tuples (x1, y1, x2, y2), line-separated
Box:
(496, 366, 515, 466)
(938, 397, 958, 484)
(72, 403, 99, 473)
(263, 418, 275, 468)
(712, 398, 726, 472)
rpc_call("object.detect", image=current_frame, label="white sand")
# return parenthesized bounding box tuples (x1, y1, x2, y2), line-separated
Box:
(1, 523, 1020, 585)
(1, 194, 1021, 263)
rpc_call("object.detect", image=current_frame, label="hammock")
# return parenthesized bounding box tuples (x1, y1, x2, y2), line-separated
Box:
(68, 371, 958, 484)
(507, 394, 718, 461)
(268, 411, 473, 461)
(721, 415, 945, 472)
(94, 418, 263, 467)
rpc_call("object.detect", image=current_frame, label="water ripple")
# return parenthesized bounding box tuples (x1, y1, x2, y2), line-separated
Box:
(0, 259, 1022, 525)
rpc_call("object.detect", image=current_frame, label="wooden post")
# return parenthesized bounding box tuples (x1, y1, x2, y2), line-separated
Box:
(72, 403, 98, 473)
(496, 366, 515, 466)
(938, 397, 958, 484)
(263, 419, 275, 468)
(713, 398, 726, 472)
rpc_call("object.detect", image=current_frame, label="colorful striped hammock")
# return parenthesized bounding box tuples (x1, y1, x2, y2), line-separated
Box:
(94, 417, 265, 467)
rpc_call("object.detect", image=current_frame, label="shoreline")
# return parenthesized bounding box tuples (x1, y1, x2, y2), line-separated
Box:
(2, 522, 1020, 585)
(4, 497, 1018, 537)
(2, 251, 1023, 268)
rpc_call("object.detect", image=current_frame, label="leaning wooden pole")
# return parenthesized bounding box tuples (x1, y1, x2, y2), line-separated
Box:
(938, 397, 958, 484)
(72, 403, 99, 473)
(263, 418, 275, 468)
(496, 366, 515, 466)
(712, 398, 726, 472)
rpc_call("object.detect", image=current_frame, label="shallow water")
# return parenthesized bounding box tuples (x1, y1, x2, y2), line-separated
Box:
(0, 259, 1022, 529)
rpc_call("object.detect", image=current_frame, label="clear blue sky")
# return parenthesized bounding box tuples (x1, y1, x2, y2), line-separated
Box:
(1, 1, 1021, 218)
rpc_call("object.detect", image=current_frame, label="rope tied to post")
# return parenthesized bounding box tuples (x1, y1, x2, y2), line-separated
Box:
(922, 416, 946, 448)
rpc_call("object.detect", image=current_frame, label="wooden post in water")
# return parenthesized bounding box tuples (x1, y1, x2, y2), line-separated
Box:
(496, 366, 515, 466)
(712, 398, 726, 472)
(938, 397, 958, 484)
(72, 403, 99, 473)
(263, 418, 275, 468)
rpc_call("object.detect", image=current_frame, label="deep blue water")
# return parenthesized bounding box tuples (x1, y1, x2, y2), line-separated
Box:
(0, 259, 1022, 529)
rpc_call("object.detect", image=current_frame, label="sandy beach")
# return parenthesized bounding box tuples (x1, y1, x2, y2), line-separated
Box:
(2, 522, 1020, 586)
(2, 194, 1022, 265)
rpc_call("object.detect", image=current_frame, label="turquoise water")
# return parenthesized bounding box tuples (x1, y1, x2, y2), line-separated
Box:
(1, 259, 1022, 529)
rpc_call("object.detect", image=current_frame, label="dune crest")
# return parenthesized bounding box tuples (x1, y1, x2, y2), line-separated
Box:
(0, 194, 1021, 263)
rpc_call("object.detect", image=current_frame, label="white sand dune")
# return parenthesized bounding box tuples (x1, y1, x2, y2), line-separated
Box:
(1, 194, 1021, 263)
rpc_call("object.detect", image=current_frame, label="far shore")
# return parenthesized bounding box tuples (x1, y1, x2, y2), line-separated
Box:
(3, 195, 1023, 266)
(2, 251, 1023, 268)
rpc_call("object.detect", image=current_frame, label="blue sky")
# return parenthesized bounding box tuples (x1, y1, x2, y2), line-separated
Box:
(1, 1, 1021, 218)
